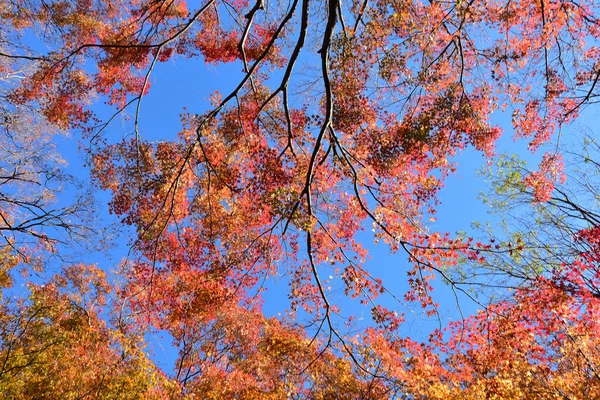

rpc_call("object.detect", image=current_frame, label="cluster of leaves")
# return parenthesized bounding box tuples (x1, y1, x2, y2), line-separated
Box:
(0, 0, 599, 397)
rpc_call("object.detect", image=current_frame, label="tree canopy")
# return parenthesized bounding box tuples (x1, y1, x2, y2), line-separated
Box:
(1, 0, 600, 397)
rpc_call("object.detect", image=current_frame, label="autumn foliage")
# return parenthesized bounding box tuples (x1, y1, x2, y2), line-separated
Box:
(1, 0, 600, 397)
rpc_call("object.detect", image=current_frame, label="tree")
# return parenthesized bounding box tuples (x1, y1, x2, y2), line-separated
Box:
(1, 0, 600, 396)
(0, 33, 102, 270)
(440, 132, 600, 301)
(336, 136, 600, 398)
(372, 134, 600, 399)
(371, 223, 600, 399)
(0, 264, 177, 399)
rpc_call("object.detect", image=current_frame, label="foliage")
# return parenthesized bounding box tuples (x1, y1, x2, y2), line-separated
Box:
(0, 0, 600, 396)
(0, 265, 176, 399)
(390, 225, 600, 399)
(0, 38, 103, 268)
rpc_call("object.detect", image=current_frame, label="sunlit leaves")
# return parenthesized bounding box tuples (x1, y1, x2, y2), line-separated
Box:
(2, 0, 600, 396)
